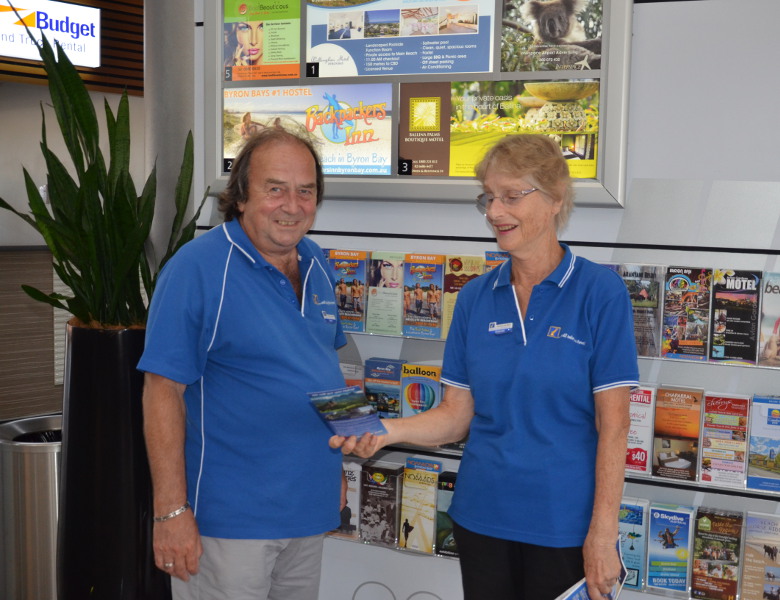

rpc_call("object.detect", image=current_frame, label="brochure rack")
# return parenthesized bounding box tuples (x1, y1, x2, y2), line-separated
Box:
(322, 233, 780, 600)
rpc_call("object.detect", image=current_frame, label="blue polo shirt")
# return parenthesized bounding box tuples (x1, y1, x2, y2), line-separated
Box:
(138, 220, 347, 539)
(443, 244, 638, 547)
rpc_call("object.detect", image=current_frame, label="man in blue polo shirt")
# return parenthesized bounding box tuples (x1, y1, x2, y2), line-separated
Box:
(139, 126, 346, 600)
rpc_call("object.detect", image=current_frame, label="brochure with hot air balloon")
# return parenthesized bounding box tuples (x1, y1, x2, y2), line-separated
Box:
(308, 385, 388, 439)
(400, 363, 442, 418)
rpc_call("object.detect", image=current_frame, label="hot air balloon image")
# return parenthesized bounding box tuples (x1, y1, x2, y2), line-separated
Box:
(400, 364, 442, 417)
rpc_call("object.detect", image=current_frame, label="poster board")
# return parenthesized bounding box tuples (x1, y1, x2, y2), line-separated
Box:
(203, 0, 633, 207)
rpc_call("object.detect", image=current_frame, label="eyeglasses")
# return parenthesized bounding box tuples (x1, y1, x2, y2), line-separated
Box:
(475, 188, 538, 215)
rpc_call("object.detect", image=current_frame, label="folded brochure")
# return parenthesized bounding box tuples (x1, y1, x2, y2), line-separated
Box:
(555, 538, 627, 600)
(308, 385, 388, 438)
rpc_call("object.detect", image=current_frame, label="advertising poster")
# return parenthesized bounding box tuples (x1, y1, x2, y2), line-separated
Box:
(626, 385, 655, 477)
(501, 0, 603, 72)
(0, 0, 101, 68)
(747, 395, 780, 493)
(691, 508, 743, 600)
(758, 272, 780, 367)
(661, 267, 712, 361)
(366, 251, 405, 336)
(329, 250, 368, 333)
(652, 386, 703, 482)
(306, 0, 494, 77)
(709, 269, 761, 365)
(742, 512, 780, 600)
(398, 79, 599, 179)
(647, 504, 694, 594)
(699, 394, 750, 489)
(402, 254, 444, 339)
(619, 499, 649, 591)
(620, 264, 664, 358)
(223, 83, 392, 175)
(223, 0, 300, 81)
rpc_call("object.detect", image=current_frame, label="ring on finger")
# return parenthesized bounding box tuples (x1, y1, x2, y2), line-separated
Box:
(164, 562, 174, 569)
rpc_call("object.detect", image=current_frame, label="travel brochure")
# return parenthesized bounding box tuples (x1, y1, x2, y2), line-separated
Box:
(221, 0, 605, 180)
(699, 393, 750, 489)
(223, 0, 300, 81)
(223, 83, 393, 176)
(709, 269, 761, 365)
(308, 385, 388, 439)
(747, 395, 780, 493)
(690, 508, 743, 600)
(554, 538, 626, 600)
(501, 0, 603, 72)
(306, 0, 494, 77)
(397, 79, 599, 179)
(661, 267, 712, 362)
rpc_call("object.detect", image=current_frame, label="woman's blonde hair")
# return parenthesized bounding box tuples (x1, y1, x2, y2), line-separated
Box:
(475, 134, 573, 232)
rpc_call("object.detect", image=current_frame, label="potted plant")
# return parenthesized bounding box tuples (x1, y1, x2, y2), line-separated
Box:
(0, 29, 205, 600)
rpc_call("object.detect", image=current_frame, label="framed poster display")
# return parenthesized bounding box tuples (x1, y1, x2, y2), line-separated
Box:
(203, 0, 633, 208)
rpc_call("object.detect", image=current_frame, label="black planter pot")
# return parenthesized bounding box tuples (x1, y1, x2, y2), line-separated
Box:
(57, 323, 170, 599)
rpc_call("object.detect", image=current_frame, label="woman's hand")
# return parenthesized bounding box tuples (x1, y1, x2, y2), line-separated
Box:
(583, 533, 621, 598)
(232, 43, 248, 66)
(329, 432, 387, 458)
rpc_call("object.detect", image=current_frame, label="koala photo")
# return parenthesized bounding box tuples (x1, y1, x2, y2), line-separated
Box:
(502, 0, 603, 71)
(521, 0, 588, 45)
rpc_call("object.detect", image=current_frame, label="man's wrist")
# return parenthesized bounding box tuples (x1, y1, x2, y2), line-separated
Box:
(153, 501, 191, 523)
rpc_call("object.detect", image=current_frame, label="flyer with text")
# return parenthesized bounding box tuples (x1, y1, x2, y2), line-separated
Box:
(223, 83, 392, 176)
(708, 269, 761, 365)
(223, 0, 300, 81)
(501, 0, 603, 72)
(699, 393, 750, 489)
(398, 79, 599, 179)
(307, 0, 494, 77)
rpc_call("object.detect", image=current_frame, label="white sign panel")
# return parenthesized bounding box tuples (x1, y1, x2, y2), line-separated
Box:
(0, 0, 101, 68)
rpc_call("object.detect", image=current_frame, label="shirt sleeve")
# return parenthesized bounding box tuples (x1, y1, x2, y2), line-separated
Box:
(137, 251, 214, 385)
(589, 274, 640, 393)
(441, 284, 472, 390)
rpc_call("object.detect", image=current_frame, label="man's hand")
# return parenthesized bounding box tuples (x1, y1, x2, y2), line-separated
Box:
(153, 511, 203, 581)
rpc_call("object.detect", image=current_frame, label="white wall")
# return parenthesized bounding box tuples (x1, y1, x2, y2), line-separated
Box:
(0, 82, 146, 246)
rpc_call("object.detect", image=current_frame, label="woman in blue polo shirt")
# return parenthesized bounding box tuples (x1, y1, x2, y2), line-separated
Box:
(332, 134, 639, 599)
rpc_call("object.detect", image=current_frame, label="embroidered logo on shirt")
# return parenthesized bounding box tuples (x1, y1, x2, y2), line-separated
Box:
(488, 322, 513, 335)
(548, 326, 585, 346)
(312, 294, 335, 306)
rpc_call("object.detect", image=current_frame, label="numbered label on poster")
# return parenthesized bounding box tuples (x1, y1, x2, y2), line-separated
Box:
(398, 159, 412, 176)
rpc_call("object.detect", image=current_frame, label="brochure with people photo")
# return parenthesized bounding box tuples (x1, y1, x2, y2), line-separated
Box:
(308, 385, 388, 439)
